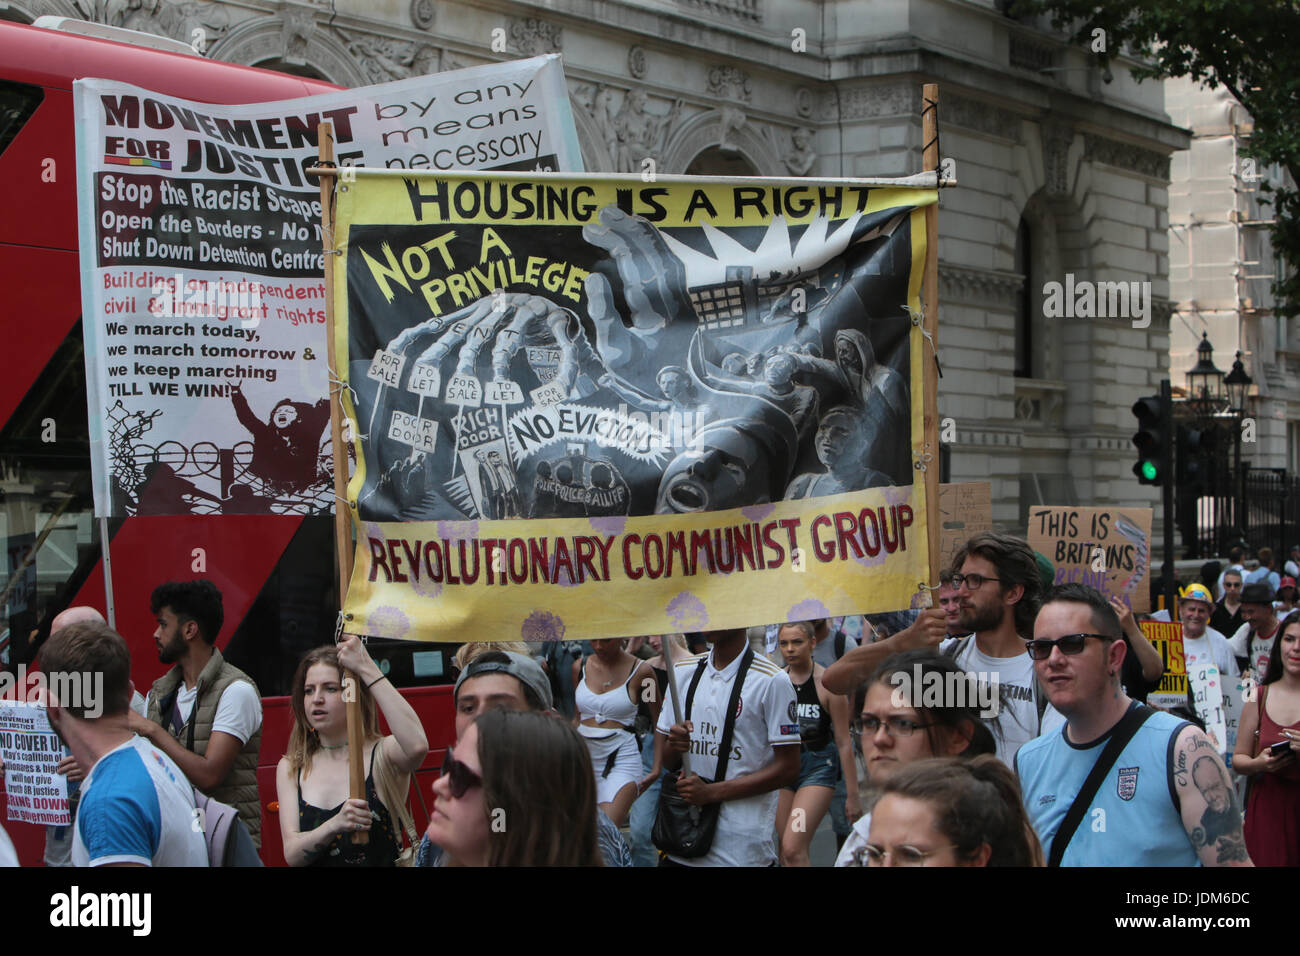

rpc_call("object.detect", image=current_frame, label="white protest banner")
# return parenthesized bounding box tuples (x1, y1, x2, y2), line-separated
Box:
(1220, 677, 1251, 803)
(0, 701, 70, 826)
(75, 58, 582, 517)
(1185, 648, 1228, 753)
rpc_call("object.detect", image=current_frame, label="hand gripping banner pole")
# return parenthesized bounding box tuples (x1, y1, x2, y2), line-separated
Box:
(311, 123, 366, 845)
(660, 632, 692, 777)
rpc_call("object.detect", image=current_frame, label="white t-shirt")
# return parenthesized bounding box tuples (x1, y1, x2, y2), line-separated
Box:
(834, 811, 872, 867)
(939, 636, 1042, 767)
(1230, 621, 1280, 677)
(1183, 627, 1238, 679)
(656, 647, 799, 867)
(72, 736, 208, 867)
(146, 679, 262, 743)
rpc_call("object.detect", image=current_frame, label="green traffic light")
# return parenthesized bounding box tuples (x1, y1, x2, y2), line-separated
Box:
(1140, 460, 1158, 481)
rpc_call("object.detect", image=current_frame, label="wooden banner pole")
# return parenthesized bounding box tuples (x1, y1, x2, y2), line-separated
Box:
(315, 123, 365, 844)
(921, 84, 942, 591)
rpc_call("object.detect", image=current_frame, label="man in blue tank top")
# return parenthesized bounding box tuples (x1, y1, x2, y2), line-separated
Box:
(1016, 583, 1252, 867)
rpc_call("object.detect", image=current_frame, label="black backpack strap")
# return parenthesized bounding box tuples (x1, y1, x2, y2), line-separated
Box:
(712, 648, 754, 783)
(684, 656, 710, 721)
(1047, 704, 1155, 867)
(834, 631, 846, 659)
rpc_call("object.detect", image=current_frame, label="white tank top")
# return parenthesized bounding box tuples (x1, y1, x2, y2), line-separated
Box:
(574, 657, 640, 731)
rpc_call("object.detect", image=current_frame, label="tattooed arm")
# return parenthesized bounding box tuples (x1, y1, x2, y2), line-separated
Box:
(1172, 726, 1253, 867)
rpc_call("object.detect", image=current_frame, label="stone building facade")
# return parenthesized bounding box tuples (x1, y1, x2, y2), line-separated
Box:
(7, 0, 1190, 533)
(1166, 76, 1296, 475)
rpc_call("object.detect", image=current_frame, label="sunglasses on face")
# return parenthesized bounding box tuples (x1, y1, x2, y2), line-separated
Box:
(441, 748, 483, 798)
(1024, 633, 1112, 661)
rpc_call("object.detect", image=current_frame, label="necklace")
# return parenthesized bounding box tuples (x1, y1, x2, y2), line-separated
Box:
(318, 741, 347, 751)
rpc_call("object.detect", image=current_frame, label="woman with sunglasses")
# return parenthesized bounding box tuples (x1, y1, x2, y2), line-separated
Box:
(775, 621, 858, 866)
(427, 709, 604, 866)
(1233, 610, 1300, 865)
(835, 649, 996, 865)
(276, 636, 428, 867)
(864, 756, 1043, 866)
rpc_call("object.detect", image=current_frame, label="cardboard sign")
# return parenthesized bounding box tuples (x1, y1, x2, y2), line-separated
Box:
(0, 701, 71, 826)
(1028, 506, 1152, 613)
(1142, 620, 1187, 711)
(938, 482, 992, 571)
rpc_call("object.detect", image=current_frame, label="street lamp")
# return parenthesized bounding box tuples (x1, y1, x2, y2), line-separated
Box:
(1186, 332, 1225, 417)
(1224, 350, 1252, 414)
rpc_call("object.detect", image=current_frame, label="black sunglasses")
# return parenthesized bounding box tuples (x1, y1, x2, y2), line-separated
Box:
(441, 748, 483, 798)
(1024, 633, 1112, 661)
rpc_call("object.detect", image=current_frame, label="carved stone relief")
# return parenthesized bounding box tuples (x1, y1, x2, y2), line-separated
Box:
(509, 17, 562, 56)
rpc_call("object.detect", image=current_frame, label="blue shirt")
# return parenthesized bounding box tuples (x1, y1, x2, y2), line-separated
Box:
(72, 736, 207, 867)
(1016, 705, 1198, 867)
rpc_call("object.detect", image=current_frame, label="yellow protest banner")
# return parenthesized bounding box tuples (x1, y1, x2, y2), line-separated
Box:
(333, 170, 936, 640)
(1142, 620, 1187, 710)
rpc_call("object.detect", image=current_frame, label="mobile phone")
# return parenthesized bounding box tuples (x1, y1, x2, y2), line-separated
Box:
(1268, 740, 1295, 758)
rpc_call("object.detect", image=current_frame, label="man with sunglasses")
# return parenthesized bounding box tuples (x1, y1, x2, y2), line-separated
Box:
(1016, 584, 1253, 867)
(415, 650, 632, 866)
(1211, 568, 1245, 639)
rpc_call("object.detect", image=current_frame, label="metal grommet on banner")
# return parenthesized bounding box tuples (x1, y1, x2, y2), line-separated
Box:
(912, 443, 934, 473)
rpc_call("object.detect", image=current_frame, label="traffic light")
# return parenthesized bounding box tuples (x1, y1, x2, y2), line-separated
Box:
(1177, 424, 1215, 496)
(1131, 394, 1168, 485)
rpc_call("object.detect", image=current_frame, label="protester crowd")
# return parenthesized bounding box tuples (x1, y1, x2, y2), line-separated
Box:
(3, 530, 1299, 868)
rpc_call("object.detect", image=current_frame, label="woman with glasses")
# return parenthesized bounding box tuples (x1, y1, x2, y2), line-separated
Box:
(835, 649, 996, 865)
(426, 708, 604, 866)
(775, 621, 858, 866)
(863, 756, 1043, 866)
(276, 637, 428, 866)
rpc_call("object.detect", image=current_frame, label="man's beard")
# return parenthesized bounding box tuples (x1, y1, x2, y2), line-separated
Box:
(158, 634, 185, 664)
(959, 601, 1005, 634)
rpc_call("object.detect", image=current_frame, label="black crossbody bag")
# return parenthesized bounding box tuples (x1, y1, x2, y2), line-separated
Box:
(1047, 703, 1154, 867)
(652, 647, 753, 859)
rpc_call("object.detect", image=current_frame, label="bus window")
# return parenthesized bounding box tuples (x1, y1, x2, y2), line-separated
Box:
(0, 80, 41, 159)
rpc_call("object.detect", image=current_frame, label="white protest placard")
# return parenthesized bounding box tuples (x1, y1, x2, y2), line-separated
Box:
(0, 701, 70, 826)
(75, 58, 582, 517)
(1186, 651, 1228, 754)
(1220, 677, 1252, 803)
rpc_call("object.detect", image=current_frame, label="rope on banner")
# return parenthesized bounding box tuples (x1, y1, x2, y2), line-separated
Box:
(922, 93, 945, 185)
(333, 610, 361, 645)
(905, 304, 941, 378)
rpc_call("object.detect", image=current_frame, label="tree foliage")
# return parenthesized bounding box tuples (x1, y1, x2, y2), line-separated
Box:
(1012, 0, 1300, 316)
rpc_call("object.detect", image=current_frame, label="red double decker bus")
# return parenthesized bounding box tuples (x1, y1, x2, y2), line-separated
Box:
(0, 17, 455, 866)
